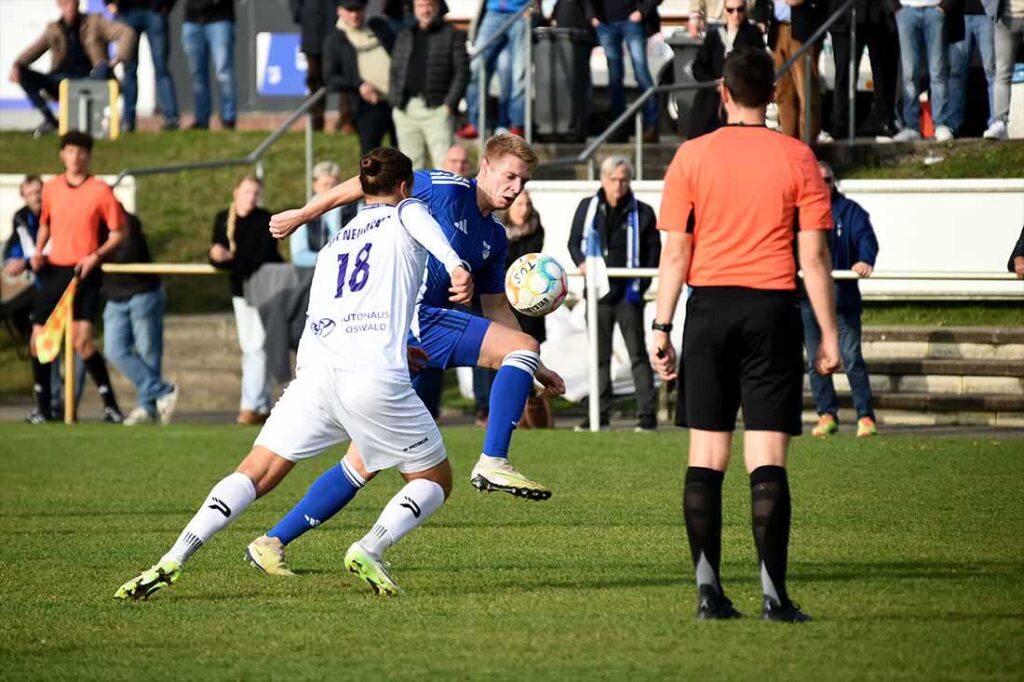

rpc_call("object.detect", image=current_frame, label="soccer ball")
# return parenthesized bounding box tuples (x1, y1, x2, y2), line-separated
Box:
(505, 253, 568, 317)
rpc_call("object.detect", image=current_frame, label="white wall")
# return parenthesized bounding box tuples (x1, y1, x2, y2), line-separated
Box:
(1, 174, 137, 245)
(528, 178, 1024, 299)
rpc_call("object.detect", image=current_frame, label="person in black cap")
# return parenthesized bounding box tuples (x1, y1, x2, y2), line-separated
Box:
(323, 0, 397, 153)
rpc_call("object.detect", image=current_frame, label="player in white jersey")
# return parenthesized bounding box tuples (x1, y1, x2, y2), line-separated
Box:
(114, 149, 474, 599)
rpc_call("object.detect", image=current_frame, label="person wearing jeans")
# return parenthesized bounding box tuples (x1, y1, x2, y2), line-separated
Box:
(893, 0, 963, 142)
(989, 0, 1024, 139)
(587, 0, 661, 141)
(947, 0, 997, 137)
(460, 0, 530, 139)
(803, 162, 879, 438)
(181, 0, 236, 129)
(108, 0, 180, 131)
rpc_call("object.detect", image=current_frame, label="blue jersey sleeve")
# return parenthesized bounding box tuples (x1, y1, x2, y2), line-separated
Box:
(475, 224, 509, 296)
(412, 170, 434, 205)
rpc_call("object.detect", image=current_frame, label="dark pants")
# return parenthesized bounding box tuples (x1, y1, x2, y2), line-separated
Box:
(800, 300, 875, 420)
(305, 53, 325, 131)
(596, 297, 657, 419)
(118, 7, 179, 127)
(831, 17, 900, 136)
(355, 99, 396, 154)
(17, 66, 90, 125)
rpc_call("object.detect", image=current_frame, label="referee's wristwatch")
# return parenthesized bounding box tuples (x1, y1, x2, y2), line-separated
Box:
(651, 321, 673, 333)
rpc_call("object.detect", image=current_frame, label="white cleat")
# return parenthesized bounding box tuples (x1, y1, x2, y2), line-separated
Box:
(470, 455, 552, 501)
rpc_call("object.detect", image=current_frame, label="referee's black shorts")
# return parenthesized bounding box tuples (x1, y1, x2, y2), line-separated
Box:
(30, 265, 103, 325)
(675, 286, 804, 436)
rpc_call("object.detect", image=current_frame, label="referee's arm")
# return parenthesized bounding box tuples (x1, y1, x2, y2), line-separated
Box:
(651, 231, 692, 381)
(799, 229, 841, 376)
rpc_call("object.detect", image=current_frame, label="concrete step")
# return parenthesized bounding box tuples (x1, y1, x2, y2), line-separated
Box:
(861, 331, 1024, 361)
(804, 391, 1024, 423)
(809, 359, 1024, 396)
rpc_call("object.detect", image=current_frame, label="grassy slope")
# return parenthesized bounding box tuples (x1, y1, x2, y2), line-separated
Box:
(0, 425, 1022, 680)
(843, 139, 1024, 179)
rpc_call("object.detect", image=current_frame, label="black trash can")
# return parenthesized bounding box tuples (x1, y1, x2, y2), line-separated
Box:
(665, 32, 703, 138)
(533, 27, 593, 142)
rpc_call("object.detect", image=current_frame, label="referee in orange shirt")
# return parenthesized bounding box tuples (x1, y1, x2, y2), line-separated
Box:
(652, 47, 840, 622)
(29, 131, 125, 423)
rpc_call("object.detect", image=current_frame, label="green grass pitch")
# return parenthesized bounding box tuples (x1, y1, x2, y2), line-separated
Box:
(1, 425, 1021, 680)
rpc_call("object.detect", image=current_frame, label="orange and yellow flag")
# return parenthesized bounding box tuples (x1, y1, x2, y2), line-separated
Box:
(35, 277, 77, 364)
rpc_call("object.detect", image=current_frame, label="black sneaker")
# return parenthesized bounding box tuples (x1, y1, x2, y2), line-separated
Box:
(32, 120, 57, 138)
(25, 409, 50, 424)
(634, 415, 657, 432)
(574, 415, 609, 432)
(103, 406, 124, 424)
(762, 596, 813, 623)
(696, 585, 743, 620)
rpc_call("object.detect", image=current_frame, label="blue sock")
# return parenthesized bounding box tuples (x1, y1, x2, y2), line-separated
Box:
(482, 350, 540, 458)
(267, 460, 364, 545)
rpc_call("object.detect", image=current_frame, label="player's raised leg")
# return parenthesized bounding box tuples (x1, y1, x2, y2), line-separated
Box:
(345, 459, 452, 596)
(114, 447, 293, 599)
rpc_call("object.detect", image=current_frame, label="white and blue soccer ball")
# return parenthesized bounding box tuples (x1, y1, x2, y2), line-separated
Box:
(505, 253, 568, 318)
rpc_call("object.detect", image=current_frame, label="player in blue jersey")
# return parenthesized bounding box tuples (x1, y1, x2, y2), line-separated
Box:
(249, 135, 565, 574)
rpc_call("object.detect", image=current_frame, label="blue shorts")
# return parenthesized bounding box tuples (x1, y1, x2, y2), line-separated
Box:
(408, 305, 491, 371)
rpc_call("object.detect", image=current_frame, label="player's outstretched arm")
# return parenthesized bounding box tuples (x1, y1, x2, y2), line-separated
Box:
(397, 199, 474, 303)
(269, 176, 364, 239)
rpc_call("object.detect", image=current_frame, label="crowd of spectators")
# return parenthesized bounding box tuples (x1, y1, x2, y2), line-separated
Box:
(9, 0, 1021, 142)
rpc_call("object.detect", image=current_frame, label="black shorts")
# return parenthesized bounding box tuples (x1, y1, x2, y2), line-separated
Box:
(675, 287, 804, 436)
(30, 265, 103, 324)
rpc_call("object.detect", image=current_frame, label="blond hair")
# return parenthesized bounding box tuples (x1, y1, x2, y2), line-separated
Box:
(227, 173, 261, 253)
(483, 134, 539, 171)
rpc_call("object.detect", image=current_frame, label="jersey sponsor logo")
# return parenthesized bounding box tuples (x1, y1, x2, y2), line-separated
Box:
(454, 219, 468, 234)
(482, 240, 491, 259)
(207, 497, 231, 518)
(400, 496, 422, 518)
(310, 318, 336, 337)
(401, 435, 429, 452)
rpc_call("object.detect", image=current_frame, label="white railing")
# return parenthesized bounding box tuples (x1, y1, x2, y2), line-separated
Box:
(578, 264, 1023, 432)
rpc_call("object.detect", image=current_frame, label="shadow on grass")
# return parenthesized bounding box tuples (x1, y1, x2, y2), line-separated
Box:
(790, 559, 1024, 583)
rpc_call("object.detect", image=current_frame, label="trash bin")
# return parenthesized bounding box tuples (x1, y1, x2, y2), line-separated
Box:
(665, 32, 703, 139)
(533, 27, 592, 142)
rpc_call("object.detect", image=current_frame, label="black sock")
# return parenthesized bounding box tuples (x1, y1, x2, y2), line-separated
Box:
(750, 465, 792, 606)
(31, 358, 52, 418)
(83, 353, 119, 411)
(683, 467, 725, 596)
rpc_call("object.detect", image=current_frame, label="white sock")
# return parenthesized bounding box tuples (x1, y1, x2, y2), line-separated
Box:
(161, 472, 257, 565)
(359, 479, 446, 557)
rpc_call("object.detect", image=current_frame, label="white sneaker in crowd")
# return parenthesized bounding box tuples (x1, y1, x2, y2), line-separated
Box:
(123, 407, 156, 426)
(983, 120, 1008, 140)
(893, 128, 922, 142)
(156, 385, 179, 425)
(933, 125, 954, 142)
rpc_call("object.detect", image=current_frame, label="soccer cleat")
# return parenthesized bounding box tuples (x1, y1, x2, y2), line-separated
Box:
(856, 416, 878, 438)
(762, 596, 813, 623)
(811, 414, 838, 438)
(344, 542, 400, 596)
(114, 558, 182, 600)
(695, 585, 743, 620)
(103, 406, 124, 424)
(123, 407, 156, 425)
(156, 385, 179, 425)
(470, 456, 552, 501)
(246, 535, 295, 577)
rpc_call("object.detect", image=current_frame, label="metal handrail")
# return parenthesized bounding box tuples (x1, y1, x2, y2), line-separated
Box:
(539, 0, 856, 177)
(111, 87, 328, 188)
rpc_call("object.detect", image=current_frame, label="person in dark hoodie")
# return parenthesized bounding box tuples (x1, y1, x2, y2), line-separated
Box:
(102, 206, 179, 425)
(802, 161, 879, 439)
(323, 0, 397, 154)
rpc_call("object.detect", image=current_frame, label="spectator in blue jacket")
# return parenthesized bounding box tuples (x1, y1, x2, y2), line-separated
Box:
(802, 162, 880, 439)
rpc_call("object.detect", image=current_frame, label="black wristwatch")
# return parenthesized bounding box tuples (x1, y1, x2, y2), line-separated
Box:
(651, 321, 673, 333)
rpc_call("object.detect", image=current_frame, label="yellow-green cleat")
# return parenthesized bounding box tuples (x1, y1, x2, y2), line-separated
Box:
(114, 558, 182, 600)
(344, 542, 400, 596)
(470, 456, 551, 501)
(246, 535, 295, 576)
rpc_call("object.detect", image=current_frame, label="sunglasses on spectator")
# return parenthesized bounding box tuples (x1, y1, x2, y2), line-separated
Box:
(824, 176, 835, 185)
(725, 6, 746, 13)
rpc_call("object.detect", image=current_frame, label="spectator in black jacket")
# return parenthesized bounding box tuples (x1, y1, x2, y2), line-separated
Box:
(390, 0, 468, 169)
(209, 175, 283, 424)
(289, 0, 338, 131)
(324, 0, 396, 154)
(568, 155, 661, 432)
(827, 0, 901, 139)
(688, 0, 763, 138)
(102, 208, 179, 425)
(756, 0, 827, 141)
(181, 0, 236, 129)
(1010, 225, 1024, 278)
(107, 0, 180, 131)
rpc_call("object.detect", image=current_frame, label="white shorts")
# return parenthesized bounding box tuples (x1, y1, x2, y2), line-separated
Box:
(254, 367, 447, 474)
